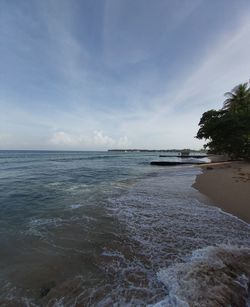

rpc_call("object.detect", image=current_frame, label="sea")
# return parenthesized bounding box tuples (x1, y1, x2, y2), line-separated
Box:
(0, 150, 249, 306)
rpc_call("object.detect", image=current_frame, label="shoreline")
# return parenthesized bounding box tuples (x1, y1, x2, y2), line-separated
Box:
(193, 161, 250, 224)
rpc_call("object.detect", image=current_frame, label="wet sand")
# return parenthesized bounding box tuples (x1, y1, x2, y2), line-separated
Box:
(193, 161, 250, 224)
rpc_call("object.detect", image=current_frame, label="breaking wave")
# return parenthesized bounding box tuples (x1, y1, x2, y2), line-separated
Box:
(154, 245, 250, 307)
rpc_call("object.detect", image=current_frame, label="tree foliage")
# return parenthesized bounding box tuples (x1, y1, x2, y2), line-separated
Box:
(196, 83, 250, 159)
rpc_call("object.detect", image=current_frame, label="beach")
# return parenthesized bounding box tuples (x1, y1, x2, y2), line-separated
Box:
(193, 161, 250, 224)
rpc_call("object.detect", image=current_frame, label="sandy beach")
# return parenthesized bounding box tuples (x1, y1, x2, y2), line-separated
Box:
(193, 161, 250, 224)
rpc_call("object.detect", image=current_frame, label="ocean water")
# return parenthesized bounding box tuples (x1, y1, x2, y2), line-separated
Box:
(0, 151, 249, 306)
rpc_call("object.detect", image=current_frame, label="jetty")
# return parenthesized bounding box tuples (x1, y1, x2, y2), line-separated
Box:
(159, 154, 207, 158)
(151, 150, 209, 166)
(159, 149, 207, 159)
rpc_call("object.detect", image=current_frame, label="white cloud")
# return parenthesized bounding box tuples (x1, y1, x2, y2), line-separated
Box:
(93, 130, 114, 146)
(50, 131, 77, 145)
(117, 136, 129, 148)
(49, 130, 130, 150)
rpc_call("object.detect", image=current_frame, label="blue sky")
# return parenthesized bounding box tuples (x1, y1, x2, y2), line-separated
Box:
(1, 0, 250, 150)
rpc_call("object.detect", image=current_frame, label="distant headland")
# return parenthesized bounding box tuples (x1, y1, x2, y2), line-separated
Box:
(108, 149, 205, 153)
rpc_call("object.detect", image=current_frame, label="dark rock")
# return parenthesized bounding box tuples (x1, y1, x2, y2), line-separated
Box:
(151, 161, 206, 166)
(40, 281, 56, 298)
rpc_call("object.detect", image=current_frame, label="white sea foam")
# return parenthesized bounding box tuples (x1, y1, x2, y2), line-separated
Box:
(153, 245, 250, 307)
(2, 163, 250, 306)
(25, 217, 65, 238)
(0, 281, 37, 306)
(103, 167, 250, 305)
(64, 184, 90, 193)
(69, 204, 83, 209)
(47, 182, 91, 194)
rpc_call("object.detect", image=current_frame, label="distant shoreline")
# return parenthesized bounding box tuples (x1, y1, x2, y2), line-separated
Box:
(0, 149, 206, 153)
(193, 161, 250, 224)
(108, 149, 205, 153)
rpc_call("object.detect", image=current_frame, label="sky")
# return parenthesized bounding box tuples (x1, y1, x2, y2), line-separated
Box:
(1, 0, 250, 150)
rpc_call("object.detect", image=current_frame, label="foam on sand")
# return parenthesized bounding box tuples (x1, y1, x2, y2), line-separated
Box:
(154, 245, 250, 307)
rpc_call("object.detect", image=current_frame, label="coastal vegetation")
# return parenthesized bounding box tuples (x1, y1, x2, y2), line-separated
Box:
(196, 82, 250, 159)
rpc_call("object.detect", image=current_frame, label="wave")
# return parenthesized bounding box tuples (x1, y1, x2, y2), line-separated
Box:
(51, 155, 121, 162)
(1, 160, 250, 306)
(154, 245, 250, 307)
(0, 281, 37, 307)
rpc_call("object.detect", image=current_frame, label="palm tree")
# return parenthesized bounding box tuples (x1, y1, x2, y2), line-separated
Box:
(223, 83, 250, 113)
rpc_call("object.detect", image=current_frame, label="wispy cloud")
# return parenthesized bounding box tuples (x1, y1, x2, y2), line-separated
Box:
(1, 0, 250, 150)
(103, 0, 202, 67)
